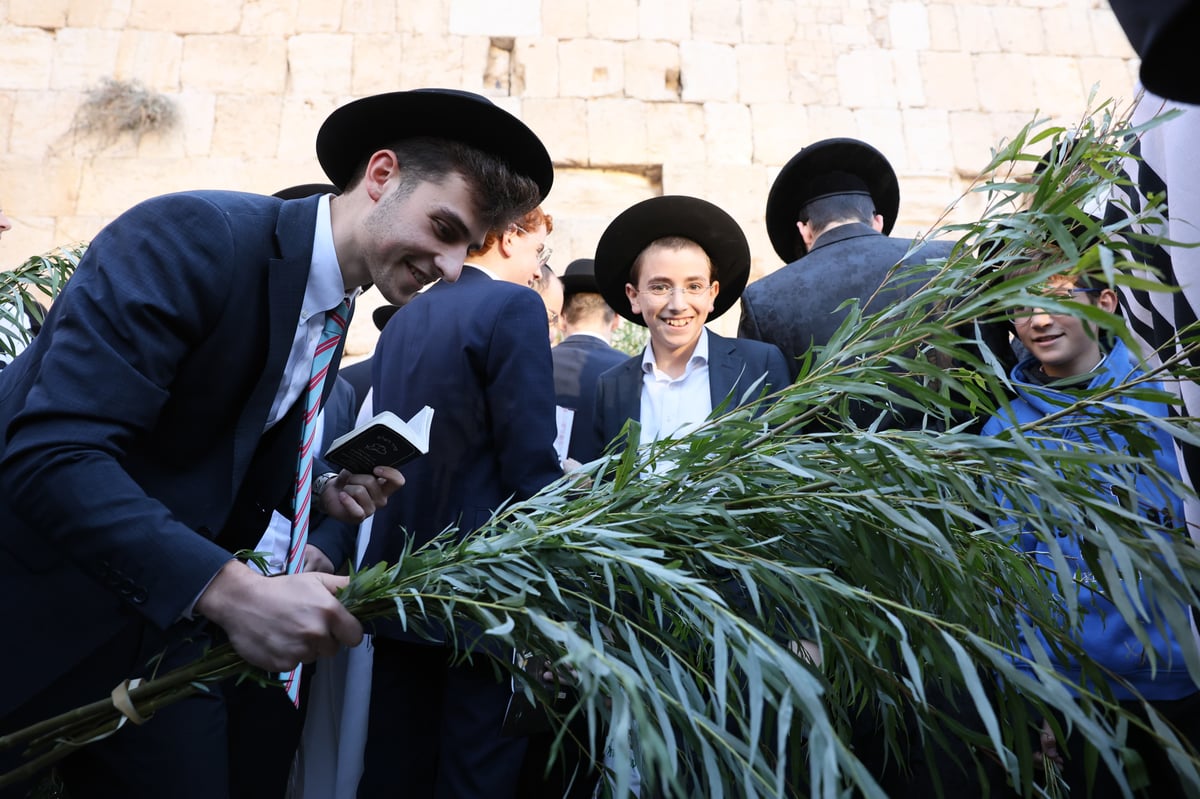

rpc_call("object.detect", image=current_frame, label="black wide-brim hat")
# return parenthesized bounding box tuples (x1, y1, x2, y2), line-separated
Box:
(560, 258, 599, 297)
(594, 195, 750, 326)
(765, 137, 900, 263)
(316, 89, 553, 200)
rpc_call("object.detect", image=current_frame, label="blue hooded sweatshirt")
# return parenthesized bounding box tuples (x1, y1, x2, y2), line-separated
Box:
(981, 338, 1194, 701)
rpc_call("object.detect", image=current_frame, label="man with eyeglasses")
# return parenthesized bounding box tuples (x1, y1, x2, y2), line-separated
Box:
(357, 204, 565, 799)
(589, 195, 789, 454)
(739, 138, 953, 387)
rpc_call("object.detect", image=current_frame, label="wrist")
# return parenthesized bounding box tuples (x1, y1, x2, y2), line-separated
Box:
(313, 471, 339, 512)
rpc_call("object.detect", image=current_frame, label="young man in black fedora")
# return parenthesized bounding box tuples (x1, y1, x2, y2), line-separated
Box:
(0, 88, 552, 799)
(549, 257, 628, 463)
(739, 138, 953, 391)
(590, 195, 790, 456)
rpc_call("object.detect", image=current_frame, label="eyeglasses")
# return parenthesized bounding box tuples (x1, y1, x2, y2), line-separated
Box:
(512, 225, 552, 267)
(547, 310, 560, 327)
(1008, 287, 1102, 323)
(638, 282, 712, 297)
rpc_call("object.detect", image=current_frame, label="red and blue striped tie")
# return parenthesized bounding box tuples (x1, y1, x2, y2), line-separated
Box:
(281, 298, 349, 704)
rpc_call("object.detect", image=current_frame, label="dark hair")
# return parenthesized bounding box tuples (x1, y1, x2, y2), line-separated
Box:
(628, 236, 716, 285)
(798, 193, 876, 233)
(562, 291, 615, 326)
(343, 136, 542, 232)
(530, 262, 560, 294)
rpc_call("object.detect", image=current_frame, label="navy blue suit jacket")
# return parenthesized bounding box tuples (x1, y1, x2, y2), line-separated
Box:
(591, 331, 790, 455)
(0, 191, 347, 718)
(551, 334, 628, 463)
(363, 266, 562, 638)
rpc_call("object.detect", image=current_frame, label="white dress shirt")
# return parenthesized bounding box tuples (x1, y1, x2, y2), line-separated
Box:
(637, 328, 713, 447)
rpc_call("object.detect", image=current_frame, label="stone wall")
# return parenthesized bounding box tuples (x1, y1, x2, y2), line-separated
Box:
(0, 0, 1137, 352)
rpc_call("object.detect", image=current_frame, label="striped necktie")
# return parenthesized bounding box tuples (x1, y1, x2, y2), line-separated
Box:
(282, 298, 349, 704)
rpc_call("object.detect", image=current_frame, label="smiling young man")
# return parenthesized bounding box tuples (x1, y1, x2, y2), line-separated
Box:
(980, 264, 1198, 798)
(0, 88, 551, 799)
(590, 195, 790, 454)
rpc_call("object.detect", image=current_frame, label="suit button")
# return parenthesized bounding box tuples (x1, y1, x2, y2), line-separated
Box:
(129, 588, 148, 604)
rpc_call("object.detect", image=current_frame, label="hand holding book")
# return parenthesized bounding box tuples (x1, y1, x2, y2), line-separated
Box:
(323, 405, 434, 474)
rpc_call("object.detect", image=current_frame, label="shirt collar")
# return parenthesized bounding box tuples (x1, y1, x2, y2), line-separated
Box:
(640, 328, 710, 375)
(305, 193, 357, 317)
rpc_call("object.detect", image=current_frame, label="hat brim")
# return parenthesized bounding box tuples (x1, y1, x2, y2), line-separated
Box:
(373, 304, 399, 331)
(272, 183, 339, 200)
(316, 89, 553, 200)
(765, 138, 899, 262)
(594, 196, 750, 326)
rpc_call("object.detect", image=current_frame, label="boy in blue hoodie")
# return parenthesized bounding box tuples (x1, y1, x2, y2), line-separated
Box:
(982, 265, 1199, 797)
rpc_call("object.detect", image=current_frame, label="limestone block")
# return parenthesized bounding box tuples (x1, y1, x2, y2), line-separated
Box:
(51, 29, 121, 91)
(679, 41, 737, 103)
(804, 104, 857, 141)
(954, 5, 999, 54)
(898, 174, 965, 234)
(449, 0, 540, 36)
(0, 28, 54, 90)
(352, 33, 468, 96)
(9, 90, 78, 159)
(134, 121, 185, 159)
(0, 217, 58, 269)
(741, 0, 798, 45)
(892, 49, 925, 108)
(888, 2, 929, 51)
(0, 160, 81, 216)
(992, 6, 1044, 55)
(588, 0, 639, 41)
(543, 1, 589, 39)
(128, 0, 242, 34)
(513, 38, 560, 97)
(287, 34, 354, 95)
(558, 40, 625, 99)
(461, 36, 493, 91)
(704, 102, 752, 165)
(276, 96, 333, 161)
(624, 40, 680, 102)
(522, 97, 588, 166)
(1076, 57, 1138, 106)
(661, 161, 768, 224)
(115, 30, 184, 91)
(9, 0, 68, 28)
(68, 0, 131, 29)
(552, 166, 657, 220)
(55, 216, 110, 248)
(736, 44, 789, 105)
(947, 110, 991, 171)
(783, 44, 839, 106)
(1040, 7, 1093, 58)
(210, 93, 283, 158)
(343, 0, 398, 33)
(853, 108, 906, 169)
(172, 89, 216, 157)
(901, 108, 953, 173)
(181, 36, 288, 94)
(396, 0, 451, 36)
(643, 101, 705, 165)
(828, 21, 874, 48)
(750, 102, 810, 166)
(691, 0, 741, 44)
(919, 51, 978, 111)
(239, 0, 299, 36)
(638, 0, 691, 42)
(296, 0, 343, 33)
(587, 98, 648, 165)
(73, 156, 184, 214)
(1029, 56, 1085, 112)
(1088, 8, 1136, 60)
(925, 4, 960, 51)
(835, 49, 896, 109)
(974, 53, 1037, 113)
(0, 92, 14, 150)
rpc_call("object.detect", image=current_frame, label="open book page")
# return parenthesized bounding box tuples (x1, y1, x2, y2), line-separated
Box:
(323, 405, 434, 473)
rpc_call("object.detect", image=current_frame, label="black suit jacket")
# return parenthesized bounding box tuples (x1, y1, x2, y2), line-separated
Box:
(0, 191, 348, 718)
(591, 331, 790, 455)
(551, 334, 628, 463)
(738, 223, 954, 377)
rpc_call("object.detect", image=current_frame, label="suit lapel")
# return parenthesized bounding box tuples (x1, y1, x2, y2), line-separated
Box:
(707, 331, 743, 409)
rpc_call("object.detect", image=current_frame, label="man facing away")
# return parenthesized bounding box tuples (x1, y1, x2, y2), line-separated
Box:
(551, 257, 628, 463)
(0, 88, 551, 799)
(739, 137, 954, 381)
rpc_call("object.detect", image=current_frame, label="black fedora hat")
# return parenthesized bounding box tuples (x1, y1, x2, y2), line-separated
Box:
(316, 88, 553, 199)
(765, 137, 900, 262)
(560, 258, 599, 298)
(373, 304, 399, 331)
(594, 195, 750, 326)
(272, 183, 339, 200)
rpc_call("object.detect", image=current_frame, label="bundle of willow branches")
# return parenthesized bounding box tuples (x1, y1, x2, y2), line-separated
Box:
(4, 100, 1200, 798)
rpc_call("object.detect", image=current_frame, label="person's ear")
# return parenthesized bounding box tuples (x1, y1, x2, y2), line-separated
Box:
(497, 228, 518, 258)
(608, 313, 621, 333)
(1097, 287, 1120, 313)
(707, 280, 720, 312)
(798, 220, 817, 250)
(870, 213, 885, 233)
(362, 150, 400, 202)
(625, 283, 641, 315)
